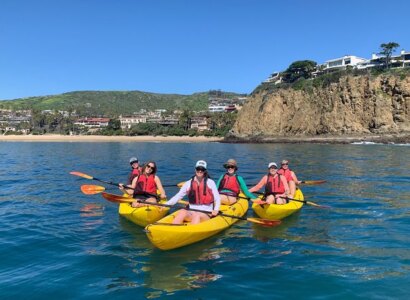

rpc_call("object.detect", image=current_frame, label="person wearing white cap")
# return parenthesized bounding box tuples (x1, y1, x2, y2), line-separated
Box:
(249, 162, 290, 205)
(166, 160, 221, 224)
(127, 157, 141, 185)
(216, 159, 258, 205)
(278, 159, 301, 198)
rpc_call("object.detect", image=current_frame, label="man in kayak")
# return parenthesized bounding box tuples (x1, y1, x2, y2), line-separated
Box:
(216, 158, 258, 205)
(249, 162, 290, 204)
(277, 159, 301, 198)
(165, 160, 221, 224)
(120, 161, 167, 208)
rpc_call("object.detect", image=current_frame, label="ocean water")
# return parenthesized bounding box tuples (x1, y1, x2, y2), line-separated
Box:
(0, 141, 409, 299)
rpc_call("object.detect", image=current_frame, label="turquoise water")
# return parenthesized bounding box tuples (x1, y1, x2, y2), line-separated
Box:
(0, 142, 409, 299)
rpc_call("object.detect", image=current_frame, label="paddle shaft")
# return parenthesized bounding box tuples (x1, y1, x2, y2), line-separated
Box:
(102, 192, 255, 221)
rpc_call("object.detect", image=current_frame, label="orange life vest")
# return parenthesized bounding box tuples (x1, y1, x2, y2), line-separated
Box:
(218, 174, 240, 196)
(133, 174, 157, 197)
(278, 168, 293, 182)
(188, 176, 214, 205)
(264, 173, 285, 195)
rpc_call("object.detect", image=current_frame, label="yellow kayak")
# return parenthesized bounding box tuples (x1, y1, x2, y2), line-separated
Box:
(145, 198, 249, 250)
(252, 189, 304, 220)
(118, 195, 170, 227)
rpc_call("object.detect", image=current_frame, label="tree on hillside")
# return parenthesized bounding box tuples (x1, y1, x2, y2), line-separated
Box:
(379, 42, 400, 69)
(282, 60, 317, 83)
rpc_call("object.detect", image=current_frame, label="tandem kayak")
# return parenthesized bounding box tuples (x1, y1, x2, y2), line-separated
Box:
(118, 199, 170, 227)
(252, 188, 304, 220)
(145, 198, 249, 250)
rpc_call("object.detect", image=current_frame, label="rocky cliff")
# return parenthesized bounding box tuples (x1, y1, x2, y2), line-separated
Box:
(231, 74, 410, 140)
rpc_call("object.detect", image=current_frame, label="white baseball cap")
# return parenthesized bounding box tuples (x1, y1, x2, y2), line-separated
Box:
(195, 160, 207, 169)
(268, 162, 278, 169)
(129, 157, 138, 164)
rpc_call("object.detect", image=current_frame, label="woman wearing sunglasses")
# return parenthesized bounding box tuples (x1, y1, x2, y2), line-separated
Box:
(120, 161, 166, 208)
(277, 159, 300, 198)
(249, 162, 290, 204)
(216, 159, 258, 205)
(165, 160, 221, 224)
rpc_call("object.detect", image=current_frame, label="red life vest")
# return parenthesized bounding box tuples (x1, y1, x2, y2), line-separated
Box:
(188, 176, 214, 205)
(264, 173, 285, 195)
(278, 168, 293, 182)
(128, 168, 140, 185)
(133, 174, 157, 197)
(218, 174, 240, 196)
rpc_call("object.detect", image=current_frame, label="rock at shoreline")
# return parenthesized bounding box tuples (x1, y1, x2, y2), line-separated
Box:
(231, 74, 410, 139)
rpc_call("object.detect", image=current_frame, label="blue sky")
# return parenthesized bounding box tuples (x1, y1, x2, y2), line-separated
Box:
(1, 0, 409, 100)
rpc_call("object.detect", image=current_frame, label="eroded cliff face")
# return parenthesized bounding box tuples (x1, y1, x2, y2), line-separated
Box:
(232, 75, 410, 137)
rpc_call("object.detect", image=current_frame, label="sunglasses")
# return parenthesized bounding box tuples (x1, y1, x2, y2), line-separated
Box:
(130, 161, 138, 165)
(269, 167, 278, 170)
(281, 163, 288, 165)
(195, 167, 206, 172)
(146, 165, 155, 169)
(225, 166, 235, 169)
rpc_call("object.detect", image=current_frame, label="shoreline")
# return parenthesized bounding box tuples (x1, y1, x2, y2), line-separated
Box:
(222, 133, 410, 144)
(0, 134, 224, 143)
(0, 133, 409, 144)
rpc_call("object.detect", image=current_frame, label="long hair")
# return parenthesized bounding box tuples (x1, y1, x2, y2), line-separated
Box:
(142, 161, 157, 175)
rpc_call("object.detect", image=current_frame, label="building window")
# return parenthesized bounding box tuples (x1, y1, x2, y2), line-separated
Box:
(344, 59, 351, 65)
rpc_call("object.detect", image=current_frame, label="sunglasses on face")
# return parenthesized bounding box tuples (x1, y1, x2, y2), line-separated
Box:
(282, 163, 288, 166)
(269, 167, 278, 170)
(130, 161, 138, 165)
(226, 166, 235, 169)
(146, 165, 155, 170)
(195, 167, 206, 172)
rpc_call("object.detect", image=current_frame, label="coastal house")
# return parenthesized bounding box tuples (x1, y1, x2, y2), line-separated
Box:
(323, 55, 367, 72)
(119, 115, 147, 129)
(74, 117, 110, 128)
(208, 105, 227, 113)
(392, 50, 410, 67)
(263, 72, 282, 84)
(190, 116, 209, 131)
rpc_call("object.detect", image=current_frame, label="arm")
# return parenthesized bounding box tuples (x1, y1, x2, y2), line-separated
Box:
(120, 175, 138, 195)
(207, 179, 221, 212)
(237, 176, 258, 199)
(291, 171, 301, 184)
(165, 181, 190, 206)
(248, 176, 267, 193)
(155, 176, 166, 199)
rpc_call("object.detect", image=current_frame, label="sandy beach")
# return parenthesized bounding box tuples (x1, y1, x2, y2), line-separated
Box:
(0, 134, 224, 143)
(1, 133, 409, 144)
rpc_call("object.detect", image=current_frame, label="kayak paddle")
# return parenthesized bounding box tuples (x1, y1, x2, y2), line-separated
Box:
(70, 171, 134, 190)
(81, 184, 107, 195)
(101, 192, 281, 227)
(300, 180, 327, 185)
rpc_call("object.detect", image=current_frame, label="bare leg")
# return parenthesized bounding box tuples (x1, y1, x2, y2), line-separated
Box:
(265, 195, 275, 204)
(190, 212, 210, 225)
(131, 197, 157, 208)
(220, 194, 238, 205)
(275, 196, 287, 205)
(172, 209, 190, 224)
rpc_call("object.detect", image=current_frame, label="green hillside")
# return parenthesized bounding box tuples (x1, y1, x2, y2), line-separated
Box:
(0, 90, 243, 116)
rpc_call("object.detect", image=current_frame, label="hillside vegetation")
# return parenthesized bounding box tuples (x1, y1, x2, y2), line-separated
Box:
(0, 90, 243, 116)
